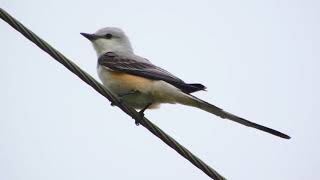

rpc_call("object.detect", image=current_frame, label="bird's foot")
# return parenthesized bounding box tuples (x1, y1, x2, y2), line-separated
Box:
(135, 111, 146, 126)
(135, 103, 153, 126)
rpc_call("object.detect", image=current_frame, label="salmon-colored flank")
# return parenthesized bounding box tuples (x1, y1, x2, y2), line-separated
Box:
(109, 71, 152, 91)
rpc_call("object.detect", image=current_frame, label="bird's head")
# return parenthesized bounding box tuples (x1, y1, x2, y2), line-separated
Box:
(81, 27, 133, 57)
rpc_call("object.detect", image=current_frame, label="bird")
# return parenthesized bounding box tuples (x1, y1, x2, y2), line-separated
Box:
(81, 27, 290, 139)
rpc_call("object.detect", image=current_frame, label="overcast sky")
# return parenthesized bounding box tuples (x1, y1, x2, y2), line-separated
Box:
(1, 0, 319, 179)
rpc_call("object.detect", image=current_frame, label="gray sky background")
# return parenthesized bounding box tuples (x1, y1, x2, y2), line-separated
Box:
(0, 0, 319, 179)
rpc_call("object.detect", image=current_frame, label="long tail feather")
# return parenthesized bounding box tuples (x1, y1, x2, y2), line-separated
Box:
(187, 95, 290, 139)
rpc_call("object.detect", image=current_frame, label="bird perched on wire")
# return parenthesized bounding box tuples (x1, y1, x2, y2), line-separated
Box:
(81, 27, 290, 139)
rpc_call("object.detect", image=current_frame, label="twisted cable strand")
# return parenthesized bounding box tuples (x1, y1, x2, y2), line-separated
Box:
(0, 8, 226, 180)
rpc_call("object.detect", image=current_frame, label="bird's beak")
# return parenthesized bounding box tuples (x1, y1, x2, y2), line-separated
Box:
(80, 32, 99, 40)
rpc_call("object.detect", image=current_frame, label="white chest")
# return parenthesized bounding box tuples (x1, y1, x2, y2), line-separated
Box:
(97, 65, 123, 93)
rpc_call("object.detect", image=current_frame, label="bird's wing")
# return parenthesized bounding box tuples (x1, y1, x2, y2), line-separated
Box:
(98, 52, 206, 93)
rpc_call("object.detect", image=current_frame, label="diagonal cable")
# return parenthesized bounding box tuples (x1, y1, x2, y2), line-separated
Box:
(0, 8, 226, 180)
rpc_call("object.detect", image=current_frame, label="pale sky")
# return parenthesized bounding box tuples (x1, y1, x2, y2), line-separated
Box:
(1, 0, 319, 179)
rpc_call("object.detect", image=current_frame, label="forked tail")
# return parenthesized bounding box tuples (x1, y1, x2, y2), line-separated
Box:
(185, 95, 290, 139)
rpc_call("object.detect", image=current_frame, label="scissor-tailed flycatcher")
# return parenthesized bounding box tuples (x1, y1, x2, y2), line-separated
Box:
(81, 27, 290, 139)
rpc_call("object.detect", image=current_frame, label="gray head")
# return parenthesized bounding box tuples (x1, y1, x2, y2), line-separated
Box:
(81, 27, 133, 57)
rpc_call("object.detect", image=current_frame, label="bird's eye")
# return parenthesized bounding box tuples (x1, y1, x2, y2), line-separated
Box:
(104, 33, 113, 39)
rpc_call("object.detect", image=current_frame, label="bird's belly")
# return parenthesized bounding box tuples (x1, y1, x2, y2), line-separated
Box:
(97, 66, 157, 109)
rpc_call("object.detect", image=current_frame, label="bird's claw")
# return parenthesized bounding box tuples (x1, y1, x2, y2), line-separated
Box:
(135, 111, 145, 126)
(135, 103, 153, 126)
(135, 120, 140, 126)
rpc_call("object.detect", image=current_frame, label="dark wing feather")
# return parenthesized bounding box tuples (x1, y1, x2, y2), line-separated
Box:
(98, 52, 206, 93)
